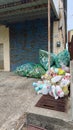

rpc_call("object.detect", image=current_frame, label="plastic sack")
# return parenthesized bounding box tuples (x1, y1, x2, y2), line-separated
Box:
(15, 63, 36, 76)
(28, 64, 46, 78)
(15, 63, 46, 78)
(55, 50, 70, 68)
(39, 49, 55, 70)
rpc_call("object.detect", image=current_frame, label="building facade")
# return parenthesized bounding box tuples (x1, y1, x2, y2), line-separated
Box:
(0, 0, 67, 71)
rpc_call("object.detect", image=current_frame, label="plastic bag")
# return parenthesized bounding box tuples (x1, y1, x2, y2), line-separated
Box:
(28, 64, 46, 78)
(55, 50, 70, 68)
(15, 63, 46, 78)
(39, 49, 55, 70)
(15, 62, 35, 76)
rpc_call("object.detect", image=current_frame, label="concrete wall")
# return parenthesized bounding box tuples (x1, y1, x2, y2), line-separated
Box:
(0, 25, 10, 71)
(52, 0, 59, 17)
(53, 0, 66, 54)
(10, 18, 48, 70)
(70, 30, 73, 41)
(68, 30, 73, 42)
(53, 21, 64, 54)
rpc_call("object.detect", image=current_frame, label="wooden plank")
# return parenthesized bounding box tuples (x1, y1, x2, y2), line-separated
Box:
(48, 0, 50, 70)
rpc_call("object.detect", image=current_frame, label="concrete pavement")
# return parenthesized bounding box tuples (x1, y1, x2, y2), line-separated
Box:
(0, 71, 73, 130)
(0, 71, 38, 130)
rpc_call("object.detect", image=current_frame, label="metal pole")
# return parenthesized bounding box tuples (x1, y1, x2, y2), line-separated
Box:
(48, 0, 50, 70)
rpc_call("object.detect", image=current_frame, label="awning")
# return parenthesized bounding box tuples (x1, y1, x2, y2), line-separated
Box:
(0, 0, 59, 24)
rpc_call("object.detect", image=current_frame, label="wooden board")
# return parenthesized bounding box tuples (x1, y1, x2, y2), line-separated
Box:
(36, 95, 68, 112)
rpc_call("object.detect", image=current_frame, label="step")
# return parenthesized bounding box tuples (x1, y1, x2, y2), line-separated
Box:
(27, 113, 73, 130)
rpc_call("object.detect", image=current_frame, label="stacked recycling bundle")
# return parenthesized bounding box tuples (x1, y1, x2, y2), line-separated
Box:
(32, 49, 70, 99)
(33, 67, 70, 99)
(15, 49, 70, 99)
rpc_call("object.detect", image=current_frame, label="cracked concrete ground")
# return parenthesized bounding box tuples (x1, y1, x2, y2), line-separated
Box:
(0, 71, 39, 130)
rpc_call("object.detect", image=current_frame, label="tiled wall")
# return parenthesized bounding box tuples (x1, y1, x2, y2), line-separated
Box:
(10, 18, 48, 70)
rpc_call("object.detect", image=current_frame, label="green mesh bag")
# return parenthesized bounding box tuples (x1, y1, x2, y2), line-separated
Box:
(55, 49, 70, 68)
(15, 63, 35, 76)
(39, 49, 55, 70)
(28, 64, 46, 78)
(15, 63, 45, 78)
